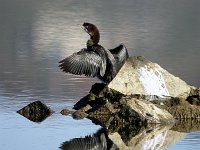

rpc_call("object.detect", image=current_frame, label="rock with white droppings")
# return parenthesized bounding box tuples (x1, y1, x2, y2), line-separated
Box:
(108, 56, 194, 99)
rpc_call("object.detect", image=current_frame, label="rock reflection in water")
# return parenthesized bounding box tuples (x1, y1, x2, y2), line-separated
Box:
(60, 120, 194, 150)
(112, 125, 181, 150)
(89, 114, 175, 150)
(171, 119, 200, 133)
(17, 101, 53, 122)
(86, 116, 200, 149)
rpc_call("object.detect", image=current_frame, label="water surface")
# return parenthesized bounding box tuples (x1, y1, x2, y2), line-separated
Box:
(0, 0, 200, 149)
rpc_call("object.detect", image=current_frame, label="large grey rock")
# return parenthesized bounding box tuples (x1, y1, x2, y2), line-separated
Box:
(108, 56, 194, 99)
(73, 56, 200, 125)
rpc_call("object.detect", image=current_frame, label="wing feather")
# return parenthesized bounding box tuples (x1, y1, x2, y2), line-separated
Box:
(109, 43, 129, 71)
(59, 48, 104, 77)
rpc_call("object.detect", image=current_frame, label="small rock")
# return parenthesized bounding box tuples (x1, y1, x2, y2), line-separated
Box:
(60, 108, 71, 115)
(72, 110, 88, 120)
(17, 101, 53, 122)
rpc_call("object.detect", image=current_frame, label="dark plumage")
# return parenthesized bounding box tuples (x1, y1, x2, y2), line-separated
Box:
(59, 22, 129, 83)
(60, 128, 118, 150)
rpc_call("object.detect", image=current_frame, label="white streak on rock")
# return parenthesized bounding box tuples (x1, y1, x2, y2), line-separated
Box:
(139, 66, 170, 97)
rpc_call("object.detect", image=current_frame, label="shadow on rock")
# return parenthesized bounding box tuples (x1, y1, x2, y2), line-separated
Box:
(17, 101, 53, 122)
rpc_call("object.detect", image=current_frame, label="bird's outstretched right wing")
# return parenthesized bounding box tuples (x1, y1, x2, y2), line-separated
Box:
(109, 43, 129, 71)
(59, 49, 104, 77)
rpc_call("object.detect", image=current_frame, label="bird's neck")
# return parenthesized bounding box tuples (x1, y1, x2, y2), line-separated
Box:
(90, 28, 100, 44)
(87, 39, 94, 48)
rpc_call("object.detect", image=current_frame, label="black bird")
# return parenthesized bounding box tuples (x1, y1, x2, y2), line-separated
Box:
(59, 22, 129, 83)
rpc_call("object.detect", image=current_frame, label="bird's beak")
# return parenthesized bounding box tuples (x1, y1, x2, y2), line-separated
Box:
(81, 25, 85, 30)
(81, 25, 86, 32)
(81, 26, 91, 36)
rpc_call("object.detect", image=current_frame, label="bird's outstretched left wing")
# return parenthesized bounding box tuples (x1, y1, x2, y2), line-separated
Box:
(59, 48, 104, 77)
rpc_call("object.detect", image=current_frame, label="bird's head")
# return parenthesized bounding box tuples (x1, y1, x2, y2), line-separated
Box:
(82, 22, 100, 44)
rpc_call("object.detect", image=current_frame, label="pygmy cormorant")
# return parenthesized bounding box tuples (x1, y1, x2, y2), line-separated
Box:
(59, 22, 129, 83)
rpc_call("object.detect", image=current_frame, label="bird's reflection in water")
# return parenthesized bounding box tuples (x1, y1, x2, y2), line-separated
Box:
(60, 128, 119, 150)
(60, 128, 118, 150)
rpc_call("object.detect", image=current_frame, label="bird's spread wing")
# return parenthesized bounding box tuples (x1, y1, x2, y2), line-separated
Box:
(59, 48, 103, 77)
(109, 44, 129, 70)
(109, 44, 129, 64)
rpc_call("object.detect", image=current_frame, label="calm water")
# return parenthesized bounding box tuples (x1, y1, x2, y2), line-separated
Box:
(0, 0, 200, 149)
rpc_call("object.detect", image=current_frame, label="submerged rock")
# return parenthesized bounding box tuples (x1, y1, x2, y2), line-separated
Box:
(17, 101, 53, 122)
(60, 108, 71, 116)
(108, 56, 194, 99)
